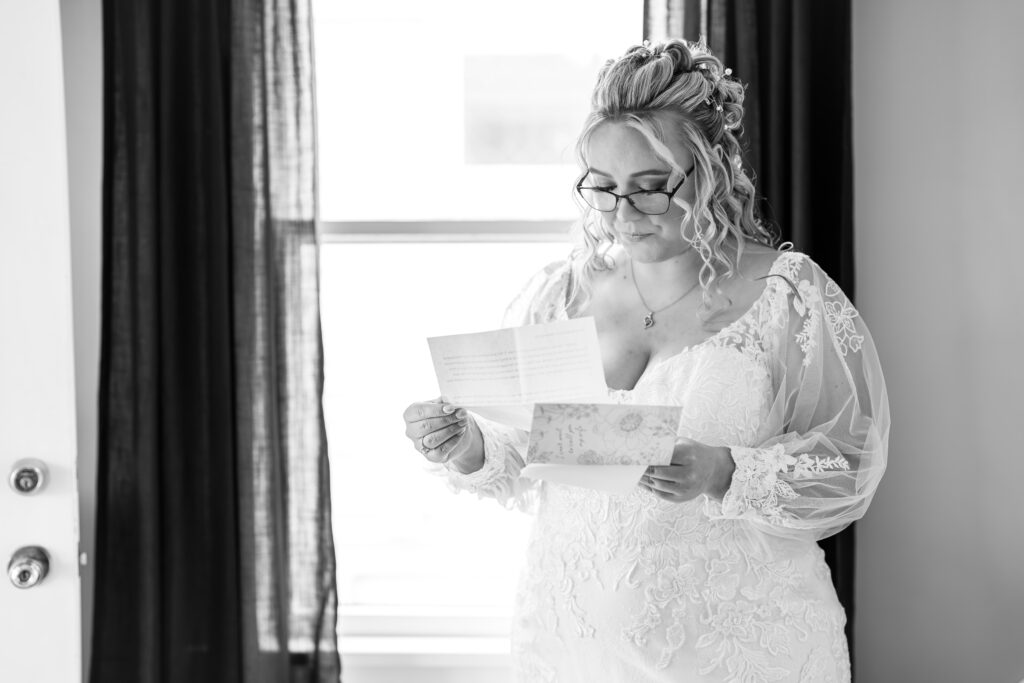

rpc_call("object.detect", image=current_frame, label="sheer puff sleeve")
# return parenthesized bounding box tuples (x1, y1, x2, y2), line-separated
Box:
(706, 254, 890, 542)
(426, 258, 573, 514)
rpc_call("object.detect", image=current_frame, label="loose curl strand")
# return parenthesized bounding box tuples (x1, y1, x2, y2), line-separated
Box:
(565, 38, 782, 324)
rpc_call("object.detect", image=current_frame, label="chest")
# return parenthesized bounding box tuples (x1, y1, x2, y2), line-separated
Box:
(575, 271, 765, 392)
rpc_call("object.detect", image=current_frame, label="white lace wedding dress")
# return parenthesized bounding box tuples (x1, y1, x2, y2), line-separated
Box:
(431, 250, 889, 683)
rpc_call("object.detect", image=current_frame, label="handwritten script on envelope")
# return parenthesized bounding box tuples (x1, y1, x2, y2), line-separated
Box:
(521, 403, 682, 495)
(427, 318, 608, 429)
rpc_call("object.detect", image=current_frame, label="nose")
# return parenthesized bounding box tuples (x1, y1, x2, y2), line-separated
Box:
(614, 196, 644, 223)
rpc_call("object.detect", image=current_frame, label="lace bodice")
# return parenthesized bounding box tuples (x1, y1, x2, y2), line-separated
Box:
(428, 249, 890, 682)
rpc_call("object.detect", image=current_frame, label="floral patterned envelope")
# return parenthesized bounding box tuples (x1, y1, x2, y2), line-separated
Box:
(521, 403, 682, 495)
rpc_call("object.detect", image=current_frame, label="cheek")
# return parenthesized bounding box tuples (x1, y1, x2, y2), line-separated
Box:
(650, 206, 688, 237)
(597, 212, 618, 234)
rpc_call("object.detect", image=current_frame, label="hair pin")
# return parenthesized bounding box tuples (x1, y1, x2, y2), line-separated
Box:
(705, 94, 724, 112)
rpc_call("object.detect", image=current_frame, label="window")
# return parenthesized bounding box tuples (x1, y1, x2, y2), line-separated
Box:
(321, 243, 567, 614)
(320, 242, 567, 672)
(314, 0, 641, 223)
(313, 0, 641, 676)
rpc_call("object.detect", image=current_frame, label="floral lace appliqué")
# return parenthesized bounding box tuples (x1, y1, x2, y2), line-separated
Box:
(792, 279, 823, 367)
(823, 279, 865, 357)
(721, 444, 851, 525)
(722, 444, 800, 525)
(792, 454, 850, 480)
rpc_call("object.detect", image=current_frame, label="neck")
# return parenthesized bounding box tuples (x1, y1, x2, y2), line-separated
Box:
(629, 243, 704, 292)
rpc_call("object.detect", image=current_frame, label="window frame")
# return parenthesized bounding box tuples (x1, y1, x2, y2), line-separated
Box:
(318, 219, 572, 243)
(322, 219, 571, 670)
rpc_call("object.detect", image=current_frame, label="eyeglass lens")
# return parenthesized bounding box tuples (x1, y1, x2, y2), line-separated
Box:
(579, 188, 671, 215)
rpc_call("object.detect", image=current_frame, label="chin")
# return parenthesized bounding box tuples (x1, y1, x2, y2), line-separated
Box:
(620, 237, 686, 262)
(620, 241, 666, 263)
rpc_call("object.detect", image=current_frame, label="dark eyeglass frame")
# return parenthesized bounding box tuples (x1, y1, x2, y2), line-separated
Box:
(575, 163, 696, 216)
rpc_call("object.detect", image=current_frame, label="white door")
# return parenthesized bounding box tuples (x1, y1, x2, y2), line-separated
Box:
(0, 1, 83, 681)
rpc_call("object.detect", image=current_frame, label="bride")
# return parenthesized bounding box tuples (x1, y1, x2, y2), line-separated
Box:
(402, 38, 889, 682)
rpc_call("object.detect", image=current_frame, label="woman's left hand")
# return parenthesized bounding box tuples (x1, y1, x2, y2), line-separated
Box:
(639, 437, 736, 503)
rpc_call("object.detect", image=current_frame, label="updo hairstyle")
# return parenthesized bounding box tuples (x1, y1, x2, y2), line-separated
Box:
(567, 38, 782, 322)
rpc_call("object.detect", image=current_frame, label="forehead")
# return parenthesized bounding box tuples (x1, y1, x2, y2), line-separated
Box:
(584, 119, 688, 175)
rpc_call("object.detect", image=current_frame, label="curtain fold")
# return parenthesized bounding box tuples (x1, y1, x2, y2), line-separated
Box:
(645, 0, 858, 668)
(91, 0, 340, 681)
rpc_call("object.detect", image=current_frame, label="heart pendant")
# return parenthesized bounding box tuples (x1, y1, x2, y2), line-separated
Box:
(642, 312, 655, 329)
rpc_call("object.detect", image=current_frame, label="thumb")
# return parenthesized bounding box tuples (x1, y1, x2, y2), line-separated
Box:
(669, 436, 696, 466)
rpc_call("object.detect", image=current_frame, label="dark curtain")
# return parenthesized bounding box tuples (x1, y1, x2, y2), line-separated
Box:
(91, 0, 340, 681)
(644, 0, 858, 670)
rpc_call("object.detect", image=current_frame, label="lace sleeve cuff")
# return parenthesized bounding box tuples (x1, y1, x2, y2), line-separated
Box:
(717, 444, 801, 526)
(442, 414, 512, 487)
(706, 444, 853, 530)
(438, 413, 534, 511)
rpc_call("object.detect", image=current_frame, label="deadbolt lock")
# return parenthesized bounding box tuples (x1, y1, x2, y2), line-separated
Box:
(8, 458, 48, 495)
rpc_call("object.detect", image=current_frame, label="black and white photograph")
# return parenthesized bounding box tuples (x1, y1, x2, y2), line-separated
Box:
(1, 0, 1021, 682)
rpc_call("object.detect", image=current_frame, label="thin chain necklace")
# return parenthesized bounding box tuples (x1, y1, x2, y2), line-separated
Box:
(629, 259, 700, 330)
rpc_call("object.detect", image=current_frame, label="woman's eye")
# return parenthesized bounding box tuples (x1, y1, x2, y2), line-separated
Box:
(588, 183, 665, 192)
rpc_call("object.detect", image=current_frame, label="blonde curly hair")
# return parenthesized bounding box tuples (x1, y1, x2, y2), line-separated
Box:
(566, 38, 782, 322)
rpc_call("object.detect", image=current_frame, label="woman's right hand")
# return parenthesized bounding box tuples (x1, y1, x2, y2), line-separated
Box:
(402, 397, 483, 470)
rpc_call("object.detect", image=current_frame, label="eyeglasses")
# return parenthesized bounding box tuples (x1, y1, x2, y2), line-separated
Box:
(575, 163, 695, 216)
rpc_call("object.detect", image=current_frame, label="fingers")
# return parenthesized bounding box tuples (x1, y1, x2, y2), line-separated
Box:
(648, 461, 706, 486)
(639, 475, 677, 494)
(403, 397, 467, 436)
(422, 425, 469, 463)
(639, 472, 701, 502)
(404, 410, 467, 438)
(638, 480, 683, 502)
(403, 397, 459, 423)
(420, 422, 468, 452)
(645, 466, 687, 484)
(436, 429, 468, 462)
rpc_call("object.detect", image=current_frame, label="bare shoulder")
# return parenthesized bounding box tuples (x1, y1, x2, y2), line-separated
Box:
(703, 242, 787, 324)
(723, 241, 786, 296)
(735, 242, 785, 279)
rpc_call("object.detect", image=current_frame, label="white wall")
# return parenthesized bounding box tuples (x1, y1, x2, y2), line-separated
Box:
(58, 0, 102, 679)
(852, 1, 1024, 682)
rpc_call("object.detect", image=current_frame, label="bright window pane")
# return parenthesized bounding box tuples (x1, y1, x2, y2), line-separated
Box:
(312, 0, 642, 221)
(321, 241, 569, 609)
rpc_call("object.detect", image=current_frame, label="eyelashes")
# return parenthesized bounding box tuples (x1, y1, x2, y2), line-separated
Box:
(594, 185, 668, 193)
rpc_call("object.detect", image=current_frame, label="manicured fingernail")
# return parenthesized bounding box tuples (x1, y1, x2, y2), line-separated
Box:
(456, 418, 467, 427)
(455, 409, 467, 419)
(442, 405, 456, 414)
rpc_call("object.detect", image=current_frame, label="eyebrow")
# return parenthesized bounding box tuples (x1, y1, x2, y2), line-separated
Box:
(587, 167, 671, 178)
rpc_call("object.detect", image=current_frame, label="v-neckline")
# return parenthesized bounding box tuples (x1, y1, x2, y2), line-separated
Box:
(598, 250, 795, 393)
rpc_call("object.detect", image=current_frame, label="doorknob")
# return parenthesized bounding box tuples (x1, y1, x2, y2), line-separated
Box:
(8, 458, 48, 494)
(8, 546, 50, 589)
